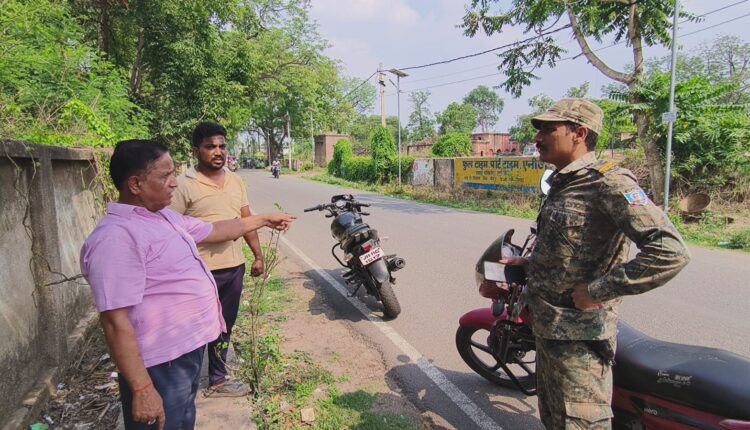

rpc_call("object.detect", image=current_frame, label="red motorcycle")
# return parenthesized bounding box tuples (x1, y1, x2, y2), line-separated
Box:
(456, 228, 750, 430)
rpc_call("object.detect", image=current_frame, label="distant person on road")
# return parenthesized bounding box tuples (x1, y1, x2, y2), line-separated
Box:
(81, 139, 294, 430)
(501, 98, 690, 429)
(170, 121, 263, 397)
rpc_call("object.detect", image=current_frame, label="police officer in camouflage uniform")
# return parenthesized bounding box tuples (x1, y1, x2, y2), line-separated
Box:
(502, 98, 691, 429)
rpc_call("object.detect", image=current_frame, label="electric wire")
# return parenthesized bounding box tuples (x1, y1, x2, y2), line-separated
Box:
(355, 1, 749, 99)
(397, 24, 572, 71)
(342, 71, 377, 100)
(390, 0, 748, 87)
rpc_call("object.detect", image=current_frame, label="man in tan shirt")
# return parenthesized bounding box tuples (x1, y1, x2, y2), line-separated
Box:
(170, 121, 262, 397)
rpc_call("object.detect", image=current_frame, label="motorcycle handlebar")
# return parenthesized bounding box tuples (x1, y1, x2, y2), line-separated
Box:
(303, 204, 324, 212)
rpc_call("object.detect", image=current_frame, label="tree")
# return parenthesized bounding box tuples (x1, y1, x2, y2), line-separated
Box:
(432, 132, 473, 157)
(346, 115, 404, 154)
(463, 85, 504, 132)
(462, 0, 699, 204)
(65, 0, 342, 160)
(702, 35, 750, 87)
(647, 35, 750, 105)
(436, 102, 478, 134)
(0, 0, 148, 147)
(612, 70, 750, 195)
(406, 90, 436, 141)
(508, 94, 554, 145)
(565, 82, 590, 98)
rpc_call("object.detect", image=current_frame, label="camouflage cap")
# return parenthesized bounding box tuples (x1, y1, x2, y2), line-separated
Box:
(531, 98, 603, 135)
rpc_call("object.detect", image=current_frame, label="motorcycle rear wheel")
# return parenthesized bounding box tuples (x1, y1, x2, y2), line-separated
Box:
(378, 280, 401, 319)
(455, 325, 535, 390)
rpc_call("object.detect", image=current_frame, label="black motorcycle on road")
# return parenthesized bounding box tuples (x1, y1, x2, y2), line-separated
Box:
(305, 194, 405, 318)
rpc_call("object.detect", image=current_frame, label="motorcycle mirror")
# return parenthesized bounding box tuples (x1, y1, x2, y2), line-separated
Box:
(540, 169, 554, 195)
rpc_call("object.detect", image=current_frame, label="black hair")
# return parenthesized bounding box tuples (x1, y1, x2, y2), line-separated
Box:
(191, 121, 227, 148)
(563, 121, 599, 151)
(110, 139, 169, 191)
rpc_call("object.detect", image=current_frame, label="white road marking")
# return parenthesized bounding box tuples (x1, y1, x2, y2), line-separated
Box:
(281, 236, 502, 430)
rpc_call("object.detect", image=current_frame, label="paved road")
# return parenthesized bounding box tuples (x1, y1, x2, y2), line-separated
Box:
(242, 169, 750, 430)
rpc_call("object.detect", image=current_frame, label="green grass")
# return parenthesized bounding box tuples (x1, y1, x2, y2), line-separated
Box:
(232, 255, 426, 429)
(312, 388, 423, 430)
(307, 173, 750, 252)
(305, 173, 540, 220)
(671, 212, 750, 252)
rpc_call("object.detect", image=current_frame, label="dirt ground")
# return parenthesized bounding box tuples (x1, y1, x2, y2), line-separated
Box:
(276, 259, 434, 425)
(36, 327, 122, 429)
(37, 251, 438, 429)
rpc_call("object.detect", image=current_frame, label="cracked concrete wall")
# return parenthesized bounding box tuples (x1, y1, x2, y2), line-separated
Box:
(0, 142, 101, 424)
(52, 160, 99, 333)
(0, 157, 42, 422)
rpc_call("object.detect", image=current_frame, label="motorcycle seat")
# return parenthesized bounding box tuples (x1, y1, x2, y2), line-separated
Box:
(345, 223, 370, 236)
(341, 224, 372, 249)
(615, 321, 750, 420)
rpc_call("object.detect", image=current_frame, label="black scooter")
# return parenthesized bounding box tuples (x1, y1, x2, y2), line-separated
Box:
(305, 194, 405, 318)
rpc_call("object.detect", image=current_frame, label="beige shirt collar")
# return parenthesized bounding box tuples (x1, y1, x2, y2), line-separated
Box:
(185, 166, 228, 189)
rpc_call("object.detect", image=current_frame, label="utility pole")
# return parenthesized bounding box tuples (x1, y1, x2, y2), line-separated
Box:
(378, 63, 386, 127)
(284, 111, 292, 169)
(663, 0, 680, 211)
(389, 68, 408, 187)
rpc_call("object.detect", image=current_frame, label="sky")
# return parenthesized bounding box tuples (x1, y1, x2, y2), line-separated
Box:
(308, 0, 750, 133)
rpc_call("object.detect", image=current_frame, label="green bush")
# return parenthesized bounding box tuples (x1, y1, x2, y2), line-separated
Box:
(327, 139, 354, 177)
(432, 132, 472, 157)
(342, 156, 376, 182)
(386, 155, 415, 184)
(727, 229, 750, 250)
(301, 162, 314, 171)
(370, 126, 396, 182)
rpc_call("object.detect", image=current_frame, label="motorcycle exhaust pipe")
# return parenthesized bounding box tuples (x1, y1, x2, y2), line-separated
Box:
(387, 256, 406, 272)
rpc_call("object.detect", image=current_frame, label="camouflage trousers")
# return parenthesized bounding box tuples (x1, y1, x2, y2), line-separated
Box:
(535, 337, 616, 430)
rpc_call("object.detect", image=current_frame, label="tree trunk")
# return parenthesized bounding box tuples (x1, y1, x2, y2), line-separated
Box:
(263, 127, 282, 162)
(634, 110, 664, 204)
(567, 2, 665, 204)
(129, 29, 145, 97)
(97, 4, 110, 54)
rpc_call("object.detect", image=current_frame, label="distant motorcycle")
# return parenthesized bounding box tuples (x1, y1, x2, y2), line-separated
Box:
(304, 194, 405, 318)
(227, 156, 239, 172)
(271, 163, 280, 178)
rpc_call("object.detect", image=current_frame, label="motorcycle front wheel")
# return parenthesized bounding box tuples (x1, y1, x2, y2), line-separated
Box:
(455, 326, 535, 391)
(378, 280, 401, 319)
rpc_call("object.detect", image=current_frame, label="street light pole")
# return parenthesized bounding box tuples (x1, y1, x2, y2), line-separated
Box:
(283, 111, 292, 170)
(663, 0, 680, 211)
(389, 68, 408, 187)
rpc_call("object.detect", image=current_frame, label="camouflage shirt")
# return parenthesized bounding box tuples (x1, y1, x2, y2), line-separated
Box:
(527, 152, 691, 340)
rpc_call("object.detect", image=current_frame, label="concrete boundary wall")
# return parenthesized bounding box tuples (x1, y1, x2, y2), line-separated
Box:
(411, 157, 546, 193)
(0, 141, 102, 429)
(433, 159, 455, 190)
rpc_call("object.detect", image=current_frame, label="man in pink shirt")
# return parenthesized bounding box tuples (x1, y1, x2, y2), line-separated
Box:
(80, 139, 294, 430)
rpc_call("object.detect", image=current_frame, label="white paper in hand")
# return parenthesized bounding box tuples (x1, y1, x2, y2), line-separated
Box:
(484, 261, 507, 282)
